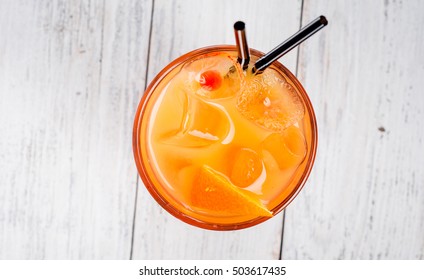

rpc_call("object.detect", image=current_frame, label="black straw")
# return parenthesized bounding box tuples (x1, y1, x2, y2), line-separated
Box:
(252, 16, 328, 75)
(234, 21, 250, 70)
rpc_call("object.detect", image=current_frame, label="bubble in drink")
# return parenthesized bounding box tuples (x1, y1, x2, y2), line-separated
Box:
(133, 47, 317, 229)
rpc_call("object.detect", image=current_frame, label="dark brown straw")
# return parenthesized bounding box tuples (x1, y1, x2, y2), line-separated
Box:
(252, 16, 328, 75)
(234, 21, 250, 70)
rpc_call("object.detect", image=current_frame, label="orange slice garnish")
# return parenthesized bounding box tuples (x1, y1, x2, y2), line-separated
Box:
(190, 166, 272, 217)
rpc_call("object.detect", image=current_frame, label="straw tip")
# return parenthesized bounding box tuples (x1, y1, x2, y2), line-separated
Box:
(320, 16, 328, 26)
(234, 21, 245, 30)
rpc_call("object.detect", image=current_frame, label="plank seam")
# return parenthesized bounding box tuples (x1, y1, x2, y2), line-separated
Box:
(129, 0, 155, 260)
(280, 0, 305, 260)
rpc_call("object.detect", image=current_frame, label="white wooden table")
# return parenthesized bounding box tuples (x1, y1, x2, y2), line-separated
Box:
(1, 0, 423, 259)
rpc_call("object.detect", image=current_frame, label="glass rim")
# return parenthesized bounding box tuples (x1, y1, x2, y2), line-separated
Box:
(132, 45, 318, 231)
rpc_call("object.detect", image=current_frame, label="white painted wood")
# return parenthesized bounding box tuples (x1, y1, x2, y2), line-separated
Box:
(0, 0, 152, 259)
(131, 0, 302, 259)
(283, 0, 424, 259)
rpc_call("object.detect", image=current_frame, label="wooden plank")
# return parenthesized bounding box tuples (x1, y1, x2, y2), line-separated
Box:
(132, 0, 302, 259)
(283, 0, 424, 259)
(0, 0, 152, 259)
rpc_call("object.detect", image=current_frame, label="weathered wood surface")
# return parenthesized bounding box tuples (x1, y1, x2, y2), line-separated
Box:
(1, 0, 423, 259)
(283, 0, 424, 259)
(0, 0, 152, 259)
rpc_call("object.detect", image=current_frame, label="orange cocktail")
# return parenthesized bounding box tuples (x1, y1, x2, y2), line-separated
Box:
(133, 46, 317, 230)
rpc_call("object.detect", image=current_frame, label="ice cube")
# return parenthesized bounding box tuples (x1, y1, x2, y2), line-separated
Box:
(236, 68, 305, 132)
(261, 125, 307, 169)
(176, 165, 199, 202)
(152, 76, 189, 137)
(182, 53, 243, 99)
(160, 95, 232, 147)
(230, 148, 263, 188)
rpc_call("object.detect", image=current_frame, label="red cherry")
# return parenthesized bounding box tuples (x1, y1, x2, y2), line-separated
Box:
(198, 70, 222, 91)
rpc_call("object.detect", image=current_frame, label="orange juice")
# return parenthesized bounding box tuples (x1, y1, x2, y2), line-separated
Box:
(133, 46, 317, 230)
